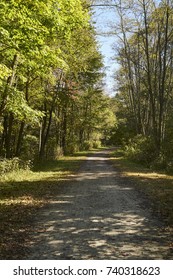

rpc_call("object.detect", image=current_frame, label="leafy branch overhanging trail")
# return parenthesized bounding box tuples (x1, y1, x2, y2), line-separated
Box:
(0, 0, 116, 161)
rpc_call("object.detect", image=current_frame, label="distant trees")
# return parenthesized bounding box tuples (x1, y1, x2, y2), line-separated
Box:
(112, 0, 173, 169)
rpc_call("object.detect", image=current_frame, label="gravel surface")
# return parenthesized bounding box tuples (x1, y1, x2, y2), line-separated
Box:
(27, 150, 173, 259)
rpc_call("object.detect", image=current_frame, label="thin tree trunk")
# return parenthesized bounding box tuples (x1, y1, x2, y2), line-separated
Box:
(0, 54, 18, 117)
(15, 121, 25, 157)
(4, 113, 14, 158)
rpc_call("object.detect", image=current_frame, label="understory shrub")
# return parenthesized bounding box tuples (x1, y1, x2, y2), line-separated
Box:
(92, 140, 101, 149)
(149, 154, 167, 171)
(0, 157, 32, 175)
(54, 146, 64, 159)
(81, 139, 101, 151)
(82, 140, 93, 151)
(22, 135, 38, 160)
(161, 127, 173, 173)
(124, 134, 157, 166)
(165, 161, 173, 173)
(65, 142, 79, 155)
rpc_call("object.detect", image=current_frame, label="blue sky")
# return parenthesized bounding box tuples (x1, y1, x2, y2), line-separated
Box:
(92, 5, 119, 96)
(91, 0, 161, 96)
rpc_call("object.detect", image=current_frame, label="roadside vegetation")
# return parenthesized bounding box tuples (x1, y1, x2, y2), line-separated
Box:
(107, 0, 173, 235)
(111, 149, 173, 230)
(1, 0, 173, 258)
(110, 0, 173, 173)
(0, 153, 87, 259)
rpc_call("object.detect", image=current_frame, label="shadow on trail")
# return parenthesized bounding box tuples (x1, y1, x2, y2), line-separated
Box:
(27, 151, 173, 260)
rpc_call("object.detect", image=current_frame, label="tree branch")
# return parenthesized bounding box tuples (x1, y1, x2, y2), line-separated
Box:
(90, 4, 118, 7)
(88, 4, 129, 10)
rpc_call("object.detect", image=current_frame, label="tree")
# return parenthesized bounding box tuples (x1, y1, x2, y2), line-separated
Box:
(112, 0, 173, 165)
(0, 0, 97, 158)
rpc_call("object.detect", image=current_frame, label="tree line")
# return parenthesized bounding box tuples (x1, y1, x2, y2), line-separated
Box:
(0, 0, 116, 162)
(111, 0, 173, 170)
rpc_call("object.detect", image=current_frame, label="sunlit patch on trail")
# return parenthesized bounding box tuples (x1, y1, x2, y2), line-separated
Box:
(27, 150, 173, 260)
(87, 157, 109, 161)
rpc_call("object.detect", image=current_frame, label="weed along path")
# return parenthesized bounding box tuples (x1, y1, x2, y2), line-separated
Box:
(28, 150, 173, 259)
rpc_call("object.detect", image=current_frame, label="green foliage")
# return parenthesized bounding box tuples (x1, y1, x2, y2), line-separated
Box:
(149, 155, 167, 171)
(124, 135, 157, 166)
(82, 140, 94, 151)
(158, 115, 173, 172)
(0, 157, 32, 174)
(65, 142, 80, 155)
(0, 0, 116, 162)
(54, 146, 64, 159)
(112, 1, 173, 169)
(109, 118, 135, 146)
(6, 88, 43, 123)
(22, 135, 38, 160)
(80, 140, 101, 150)
(93, 140, 101, 149)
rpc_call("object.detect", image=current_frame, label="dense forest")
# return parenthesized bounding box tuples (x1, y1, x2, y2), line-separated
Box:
(1, 0, 173, 172)
(110, 0, 173, 171)
(1, 0, 173, 262)
(0, 0, 116, 166)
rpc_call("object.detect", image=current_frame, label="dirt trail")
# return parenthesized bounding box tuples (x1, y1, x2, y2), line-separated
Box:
(28, 150, 173, 259)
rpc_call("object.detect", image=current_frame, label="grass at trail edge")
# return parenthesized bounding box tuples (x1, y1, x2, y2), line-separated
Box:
(0, 153, 87, 259)
(110, 149, 173, 230)
(1, 148, 173, 259)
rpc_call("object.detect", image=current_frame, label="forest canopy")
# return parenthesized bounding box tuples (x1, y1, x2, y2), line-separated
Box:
(110, 0, 173, 171)
(1, 0, 173, 173)
(0, 0, 116, 161)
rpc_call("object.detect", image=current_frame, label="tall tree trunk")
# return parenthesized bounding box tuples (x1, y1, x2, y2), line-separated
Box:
(142, 0, 158, 150)
(39, 110, 53, 160)
(0, 54, 18, 117)
(158, 4, 169, 150)
(4, 113, 14, 158)
(15, 121, 25, 157)
(39, 114, 47, 160)
(15, 76, 30, 157)
(62, 109, 67, 154)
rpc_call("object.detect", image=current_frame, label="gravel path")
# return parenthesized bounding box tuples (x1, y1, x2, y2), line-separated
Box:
(28, 150, 173, 259)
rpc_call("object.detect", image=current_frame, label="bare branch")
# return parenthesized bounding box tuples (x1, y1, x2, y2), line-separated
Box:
(89, 4, 119, 7)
